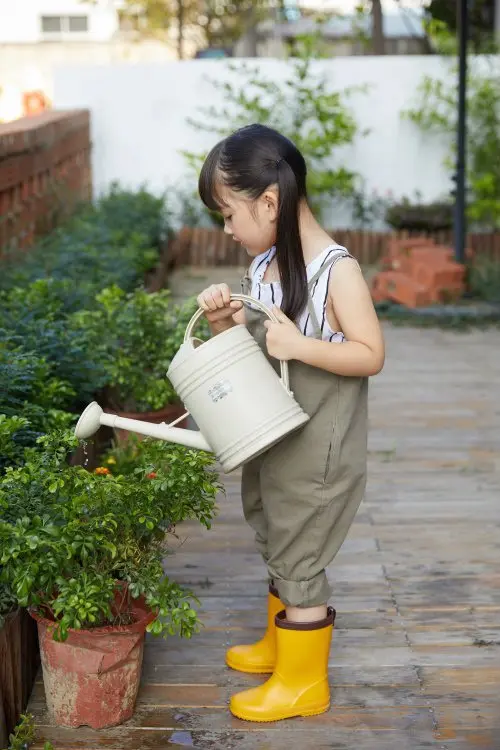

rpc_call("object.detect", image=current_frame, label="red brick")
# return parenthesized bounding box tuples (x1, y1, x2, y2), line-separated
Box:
(0, 110, 90, 253)
(371, 270, 431, 308)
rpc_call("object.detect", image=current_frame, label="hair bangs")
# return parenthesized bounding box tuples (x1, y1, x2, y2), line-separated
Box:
(198, 141, 230, 212)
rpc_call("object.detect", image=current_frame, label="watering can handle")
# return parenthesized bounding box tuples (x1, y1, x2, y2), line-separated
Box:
(184, 293, 291, 392)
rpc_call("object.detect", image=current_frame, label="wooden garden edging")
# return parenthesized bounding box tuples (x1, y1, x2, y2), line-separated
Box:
(0, 610, 40, 744)
(168, 226, 500, 268)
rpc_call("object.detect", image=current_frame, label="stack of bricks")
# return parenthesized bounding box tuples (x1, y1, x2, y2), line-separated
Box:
(371, 237, 469, 308)
(0, 109, 91, 254)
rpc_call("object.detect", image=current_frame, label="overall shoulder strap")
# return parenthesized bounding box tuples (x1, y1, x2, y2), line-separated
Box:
(306, 247, 354, 338)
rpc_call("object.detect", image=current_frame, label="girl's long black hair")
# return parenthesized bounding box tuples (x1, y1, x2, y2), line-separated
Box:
(198, 124, 308, 322)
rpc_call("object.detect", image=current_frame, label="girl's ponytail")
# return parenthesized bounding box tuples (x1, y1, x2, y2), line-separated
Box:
(275, 159, 307, 322)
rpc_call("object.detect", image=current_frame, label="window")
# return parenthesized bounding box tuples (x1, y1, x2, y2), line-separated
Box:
(40, 15, 89, 35)
(68, 16, 88, 32)
(41, 16, 62, 33)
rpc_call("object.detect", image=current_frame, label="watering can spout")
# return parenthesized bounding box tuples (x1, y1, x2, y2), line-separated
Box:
(74, 402, 211, 453)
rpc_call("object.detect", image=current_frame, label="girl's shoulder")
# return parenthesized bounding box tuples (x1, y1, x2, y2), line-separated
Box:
(325, 244, 360, 270)
(311, 243, 358, 279)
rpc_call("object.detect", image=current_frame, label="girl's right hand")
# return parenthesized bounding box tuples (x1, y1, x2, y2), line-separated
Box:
(197, 284, 243, 328)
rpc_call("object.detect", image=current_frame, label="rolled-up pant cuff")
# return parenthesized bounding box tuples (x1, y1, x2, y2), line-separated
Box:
(271, 573, 332, 608)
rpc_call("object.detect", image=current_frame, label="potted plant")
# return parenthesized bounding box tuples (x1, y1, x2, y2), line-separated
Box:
(0, 430, 220, 729)
(70, 286, 209, 440)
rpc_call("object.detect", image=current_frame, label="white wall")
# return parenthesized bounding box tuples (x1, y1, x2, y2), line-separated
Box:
(0, 40, 179, 122)
(0, 0, 118, 44)
(54, 56, 454, 227)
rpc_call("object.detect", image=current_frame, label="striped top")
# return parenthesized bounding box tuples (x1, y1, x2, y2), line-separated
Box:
(249, 243, 351, 342)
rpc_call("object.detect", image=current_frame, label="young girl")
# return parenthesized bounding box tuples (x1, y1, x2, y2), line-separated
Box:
(196, 124, 385, 723)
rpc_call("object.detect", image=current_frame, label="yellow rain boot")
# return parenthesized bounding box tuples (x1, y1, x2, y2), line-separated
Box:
(226, 585, 283, 674)
(230, 607, 335, 723)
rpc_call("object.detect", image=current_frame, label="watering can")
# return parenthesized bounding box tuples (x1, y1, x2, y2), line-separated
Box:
(75, 294, 309, 473)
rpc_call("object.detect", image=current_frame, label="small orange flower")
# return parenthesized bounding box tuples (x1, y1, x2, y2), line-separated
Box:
(146, 472, 158, 480)
(95, 466, 111, 476)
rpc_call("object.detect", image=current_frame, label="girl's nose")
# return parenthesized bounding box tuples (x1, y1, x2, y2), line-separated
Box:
(223, 222, 232, 235)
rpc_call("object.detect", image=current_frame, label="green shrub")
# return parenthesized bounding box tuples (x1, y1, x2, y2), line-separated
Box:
(0, 283, 109, 403)
(385, 200, 454, 232)
(0, 185, 166, 308)
(404, 60, 500, 230)
(0, 347, 74, 471)
(468, 258, 500, 302)
(0, 430, 220, 642)
(89, 183, 171, 246)
(71, 287, 208, 412)
(0, 185, 172, 442)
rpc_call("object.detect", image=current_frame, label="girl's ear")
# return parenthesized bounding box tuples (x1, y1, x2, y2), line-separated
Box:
(262, 189, 279, 222)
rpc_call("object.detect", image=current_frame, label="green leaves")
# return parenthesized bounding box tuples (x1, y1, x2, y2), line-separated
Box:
(183, 48, 365, 222)
(0, 185, 169, 437)
(404, 59, 500, 230)
(0, 184, 167, 300)
(50, 572, 115, 639)
(1, 712, 54, 750)
(71, 289, 206, 412)
(0, 344, 75, 471)
(0, 431, 219, 641)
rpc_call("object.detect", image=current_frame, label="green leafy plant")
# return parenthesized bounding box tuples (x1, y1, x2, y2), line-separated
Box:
(0, 283, 108, 408)
(468, 258, 500, 302)
(182, 27, 366, 221)
(424, 2, 499, 55)
(1, 712, 53, 750)
(0, 185, 172, 411)
(89, 183, 171, 247)
(0, 417, 24, 627)
(0, 346, 74, 471)
(404, 58, 500, 230)
(101, 434, 160, 477)
(71, 287, 208, 412)
(0, 581, 17, 629)
(0, 430, 220, 642)
(0, 185, 166, 305)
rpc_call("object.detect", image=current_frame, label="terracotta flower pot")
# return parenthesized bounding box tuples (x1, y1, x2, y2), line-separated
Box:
(105, 402, 188, 444)
(30, 594, 156, 729)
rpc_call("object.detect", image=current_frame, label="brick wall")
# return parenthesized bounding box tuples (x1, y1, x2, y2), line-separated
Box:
(0, 109, 91, 253)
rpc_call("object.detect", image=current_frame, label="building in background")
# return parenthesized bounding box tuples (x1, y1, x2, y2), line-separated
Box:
(0, 0, 182, 122)
(0, 0, 119, 45)
(3, 0, 500, 121)
(235, 8, 430, 57)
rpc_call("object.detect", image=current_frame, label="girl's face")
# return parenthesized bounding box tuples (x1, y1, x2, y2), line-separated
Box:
(218, 187, 278, 257)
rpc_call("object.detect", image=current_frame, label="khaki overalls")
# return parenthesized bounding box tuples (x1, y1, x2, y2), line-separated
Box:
(240, 251, 368, 608)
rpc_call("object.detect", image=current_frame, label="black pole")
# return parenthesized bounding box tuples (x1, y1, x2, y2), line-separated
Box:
(454, 0, 468, 264)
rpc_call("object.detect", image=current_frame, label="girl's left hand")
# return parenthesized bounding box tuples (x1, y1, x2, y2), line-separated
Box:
(263, 307, 304, 361)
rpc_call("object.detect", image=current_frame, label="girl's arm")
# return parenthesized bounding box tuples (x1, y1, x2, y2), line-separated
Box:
(264, 259, 385, 377)
(296, 259, 385, 377)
